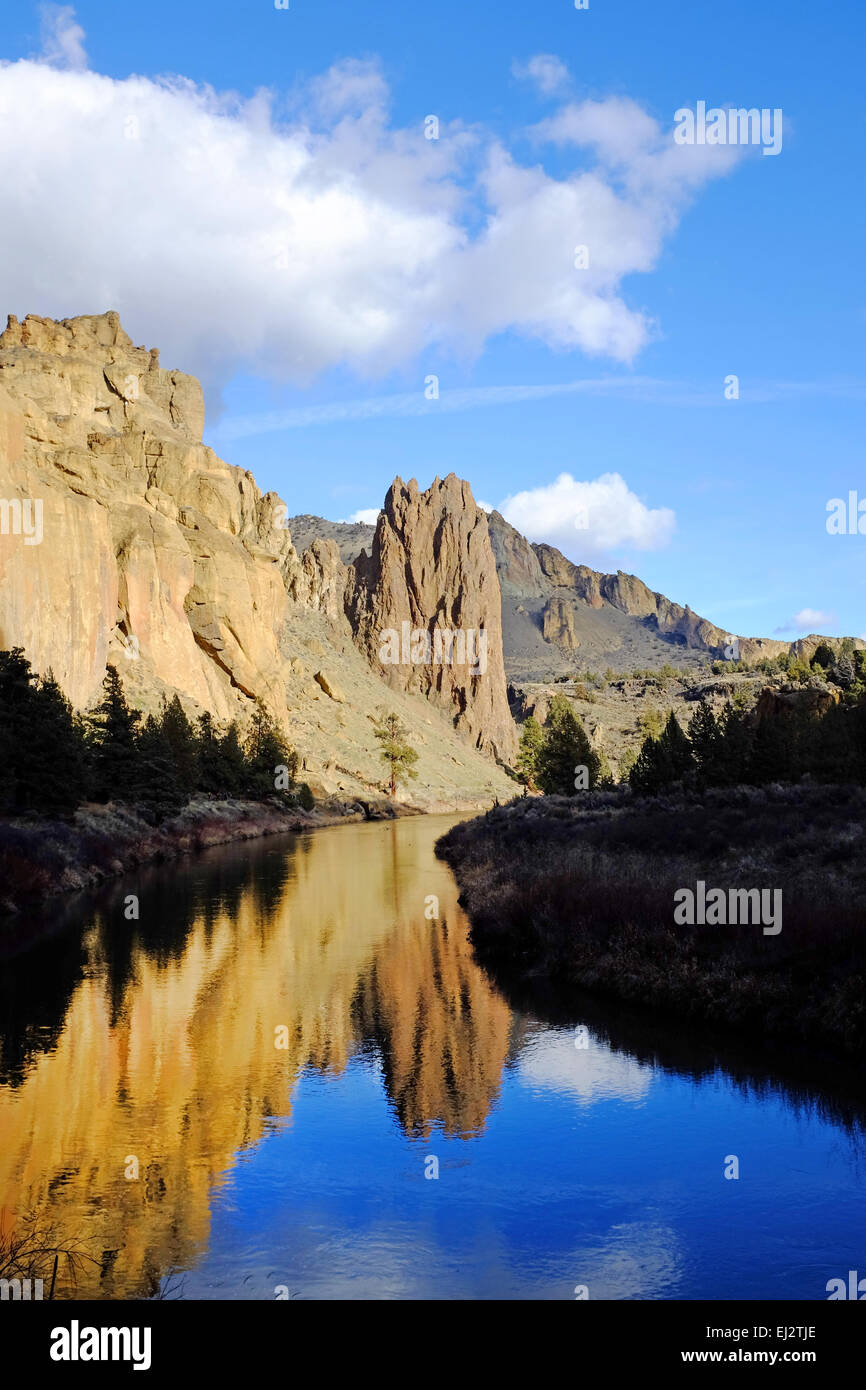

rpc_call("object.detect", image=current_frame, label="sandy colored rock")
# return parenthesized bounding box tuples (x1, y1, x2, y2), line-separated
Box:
(314, 670, 346, 702)
(542, 597, 579, 651)
(346, 474, 518, 763)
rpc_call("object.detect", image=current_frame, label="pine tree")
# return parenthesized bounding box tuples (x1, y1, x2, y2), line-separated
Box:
(0, 647, 37, 811)
(658, 710, 694, 780)
(714, 702, 754, 786)
(137, 713, 184, 817)
(29, 671, 87, 815)
(595, 746, 615, 788)
(196, 712, 225, 794)
(88, 666, 142, 802)
(218, 722, 247, 797)
(688, 700, 720, 783)
(516, 715, 544, 789)
(244, 701, 298, 798)
(160, 695, 199, 795)
(811, 642, 834, 670)
(628, 733, 668, 794)
(0, 651, 85, 815)
(536, 694, 599, 795)
(373, 711, 418, 796)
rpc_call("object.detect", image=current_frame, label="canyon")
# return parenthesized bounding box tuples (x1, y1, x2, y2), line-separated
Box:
(0, 313, 514, 807)
(0, 310, 856, 805)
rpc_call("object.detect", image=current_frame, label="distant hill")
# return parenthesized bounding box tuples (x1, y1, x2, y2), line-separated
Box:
(286, 514, 376, 566)
(295, 507, 858, 683)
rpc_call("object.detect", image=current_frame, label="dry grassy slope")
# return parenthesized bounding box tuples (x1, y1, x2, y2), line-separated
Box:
(278, 604, 516, 808)
(287, 514, 376, 565)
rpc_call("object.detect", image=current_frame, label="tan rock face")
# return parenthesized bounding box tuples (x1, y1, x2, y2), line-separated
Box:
(0, 311, 313, 725)
(314, 671, 346, 702)
(542, 597, 579, 651)
(346, 475, 518, 763)
(535, 544, 577, 589)
(487, 510, 546, 598)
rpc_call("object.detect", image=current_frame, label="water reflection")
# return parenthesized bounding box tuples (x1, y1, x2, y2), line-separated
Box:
(0, 818, 510, 1297)
(0, 814, 864, 1301)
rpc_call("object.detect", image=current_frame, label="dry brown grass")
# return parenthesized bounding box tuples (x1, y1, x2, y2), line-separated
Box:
(437, 785, 866, 1057)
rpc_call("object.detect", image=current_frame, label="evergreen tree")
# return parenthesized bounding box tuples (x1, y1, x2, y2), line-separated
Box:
(244, 701, 298, 798)
(628, 733, 668, 794)
(536, 694, 599, 795)
(629, 713, 693, 794)
(160, 695, 199, 795)
(373, 711, 419, 796)
(713, 702, 754, 786)
(88, 666, 142, 802)
(218, 722, 247, 797)
(747, 711, 796, 785)
(811, 642, 834, 670)
(516, 715, 544, 789)
(0, 647, 38, 811)
(688, 700, 720, 782)
(137, 713, 184, 817)
(195, 712, 225, 795)
(659, 710, 694, 780)
(595, 746, 615, 788)
(0, 651, 85, 814)
(29, 671, 88, 815)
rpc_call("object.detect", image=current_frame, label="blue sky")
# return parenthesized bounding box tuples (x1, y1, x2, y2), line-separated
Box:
(1, 0, 864, 641)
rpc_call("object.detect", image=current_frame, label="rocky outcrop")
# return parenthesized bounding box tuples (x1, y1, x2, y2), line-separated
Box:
(314, 670, 346, 702)
(488, 510, 546, 598)
(346, 476, 518, 762)
(542, 597, 579, 651)
(0, 312, 292, 722)
(754, 685, 841, 722)
(286, 514, 375, 566)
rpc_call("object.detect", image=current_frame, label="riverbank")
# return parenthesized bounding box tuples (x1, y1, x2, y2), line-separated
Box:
(0, 794, 378, 916)
(436, 785, 866, 1059)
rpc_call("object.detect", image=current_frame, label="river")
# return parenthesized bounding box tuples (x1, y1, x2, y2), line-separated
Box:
(1, 813, 863, 1301)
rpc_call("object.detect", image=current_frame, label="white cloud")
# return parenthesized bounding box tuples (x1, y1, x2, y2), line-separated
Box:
(346, 508, 380, 525)
(498, 471, 675, 558)
(38, 3, 87, 71)
(0, 14, 744, 400)
(476, 499, 493, 513)
(210, 375, 866, 443)
(775, 608, 838, 635)
(512, 54, 570, 97)
(516, 1027, 652, 1105)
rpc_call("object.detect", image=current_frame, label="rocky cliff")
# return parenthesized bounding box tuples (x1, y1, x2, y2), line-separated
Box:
(487, 510, 858, 679)
(346, 475, 518, 763)
(0, 313, 517, 803)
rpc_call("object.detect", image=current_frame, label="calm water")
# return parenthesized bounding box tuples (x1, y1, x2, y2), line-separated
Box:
(1, 814, 864, 1301)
